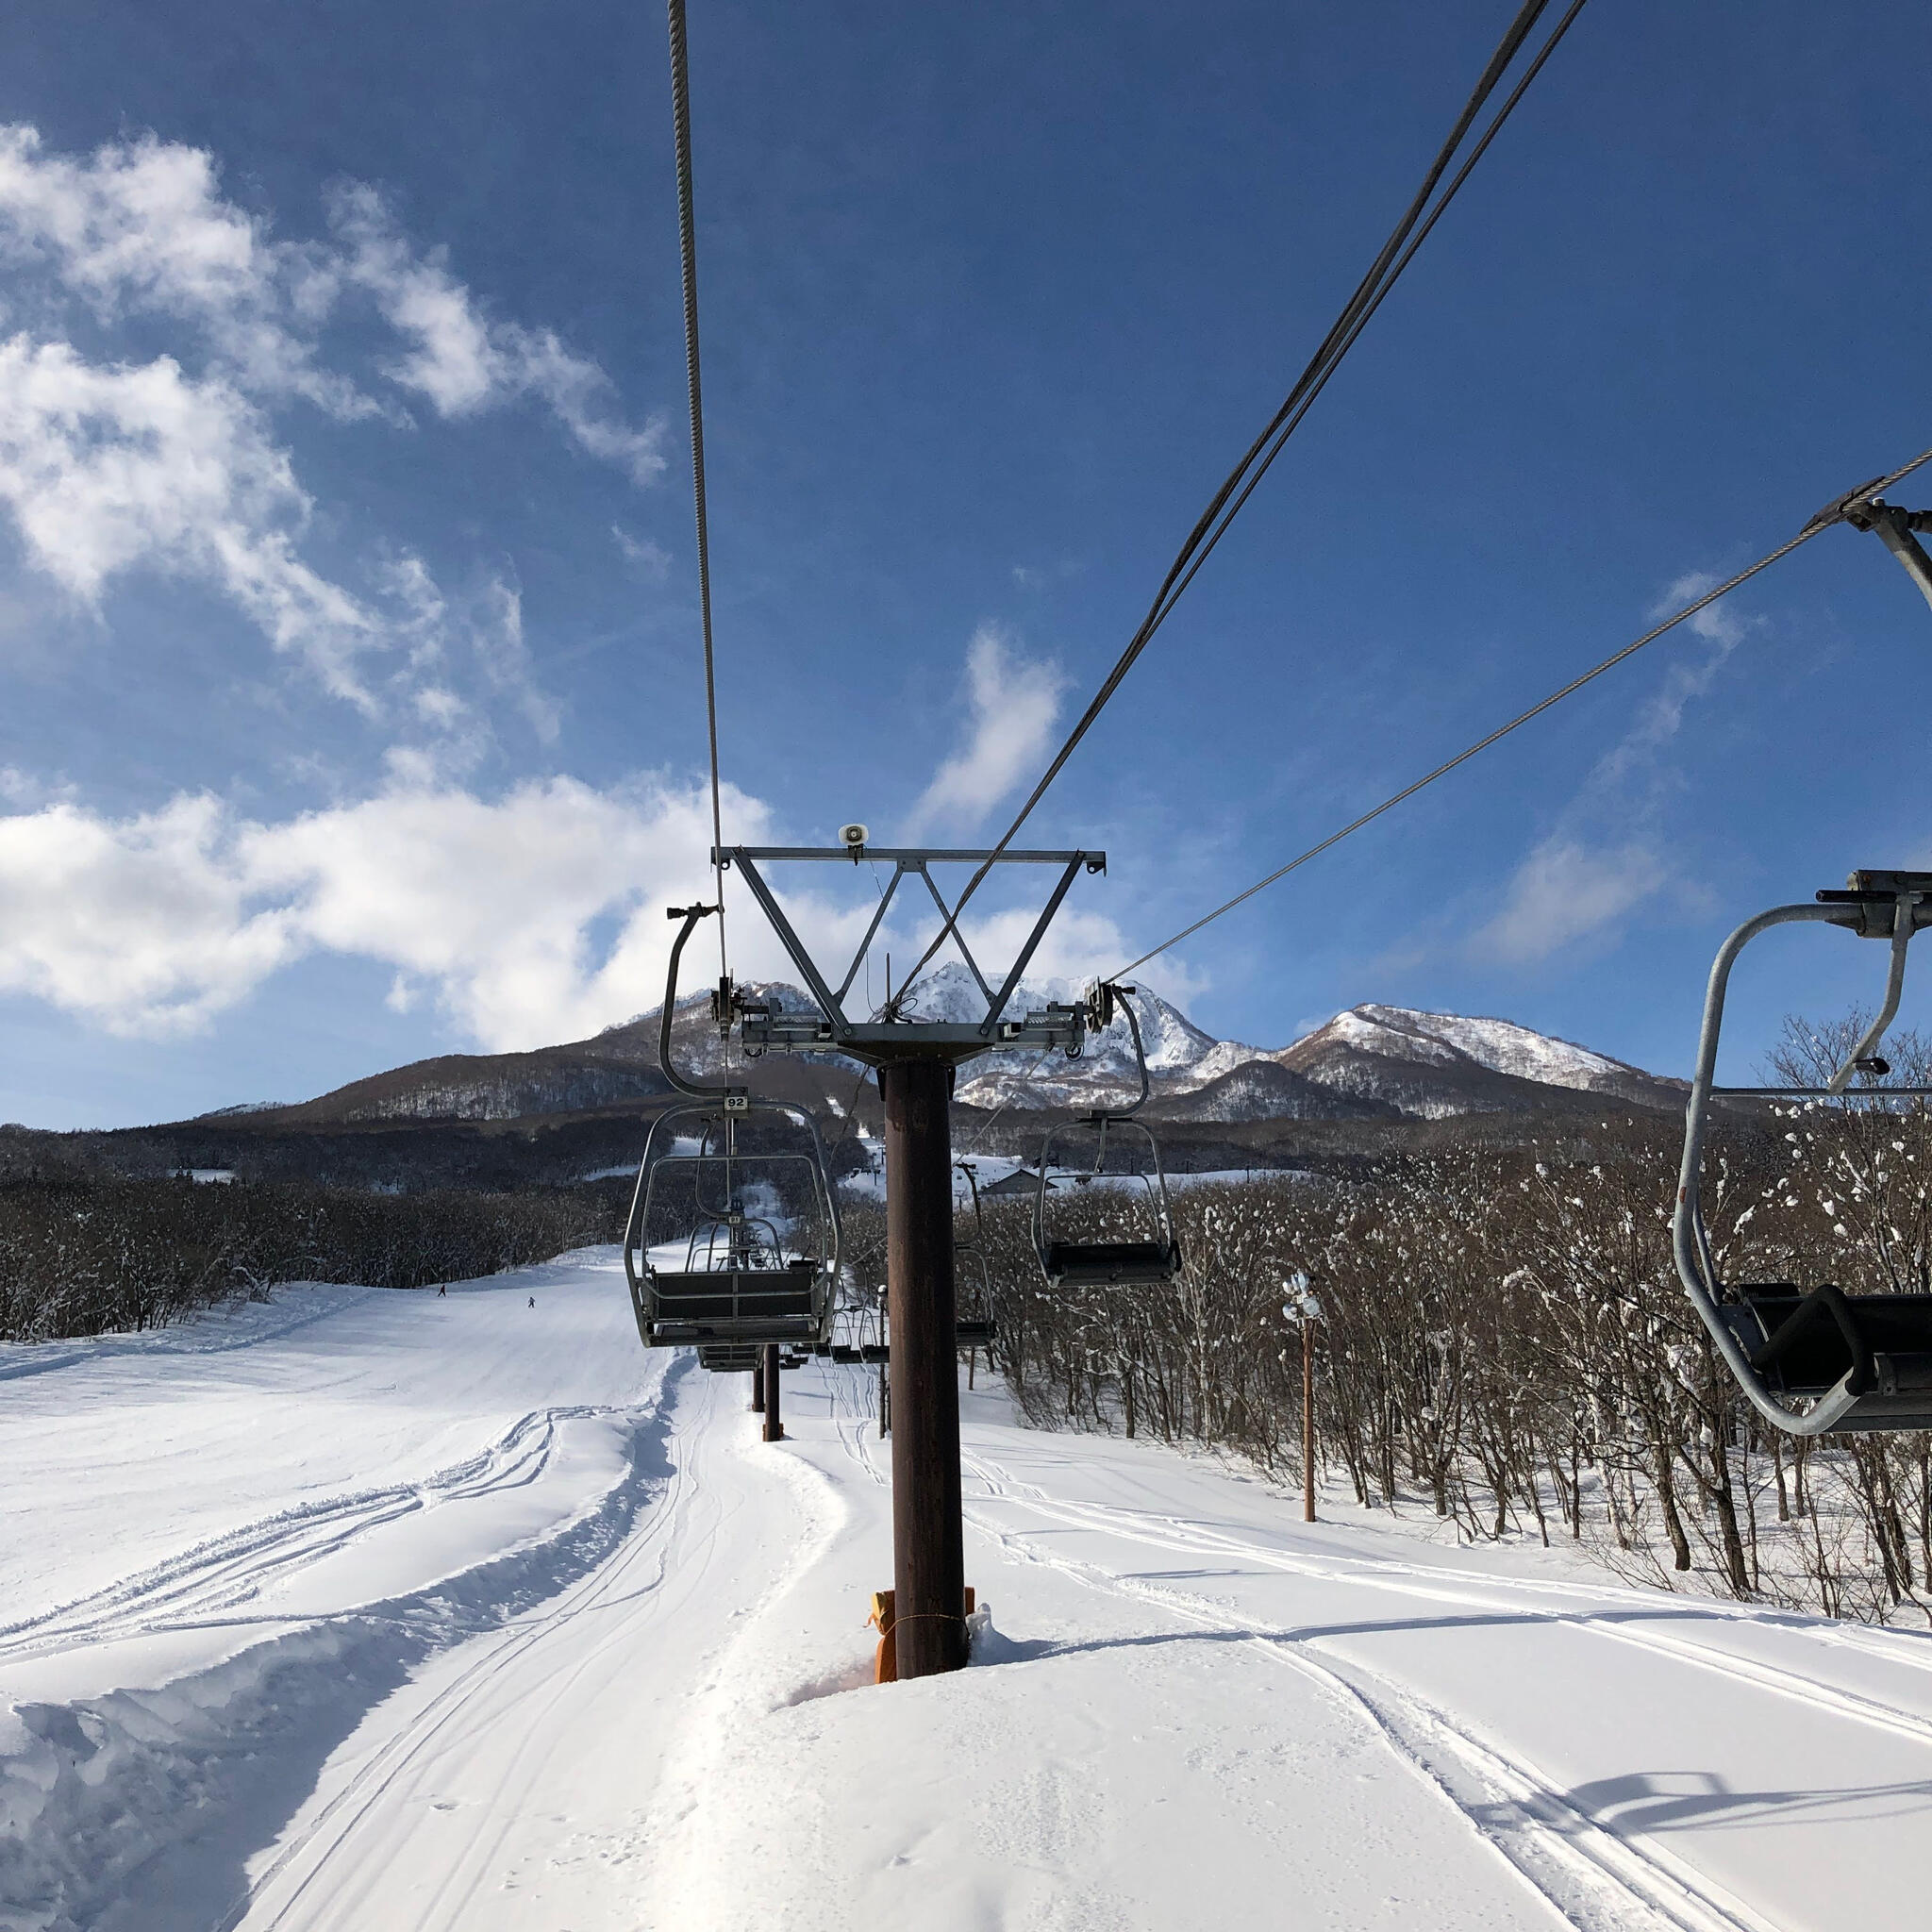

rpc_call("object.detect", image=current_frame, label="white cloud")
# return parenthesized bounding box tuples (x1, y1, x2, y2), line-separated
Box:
(0, 336, 381, 703)
(1473, 571, 1759, 966)
(1474, 838, 1659, 966)
(0, 773, 904, 1050)
(1655, 570, 1752, 652)
(0, 124, 371, 418)
(0, 125, 666, 473)
(906, 625, 1067, 835)
(242, 775, 735, 1048)
(327, 183, 666, 484)
(0, 124, 665, 722)
(0, 793, 298, 1035)
(612, 525, 672, 576)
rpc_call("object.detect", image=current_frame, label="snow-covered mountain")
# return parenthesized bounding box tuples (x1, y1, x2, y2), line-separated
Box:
(899, 971, 1680, 1121)
(258, 967, 1681, 1125)
(1273, 1004, 1684, 1121)
(893, 964, 1264, 1113)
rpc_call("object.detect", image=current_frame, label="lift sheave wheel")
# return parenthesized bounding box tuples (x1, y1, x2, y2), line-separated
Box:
(1031, 984, 1182, 1291)
(1674, 870, 1932, 1434)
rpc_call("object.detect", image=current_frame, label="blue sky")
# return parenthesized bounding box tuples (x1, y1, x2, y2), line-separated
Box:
(0, 0, 1929, 1126)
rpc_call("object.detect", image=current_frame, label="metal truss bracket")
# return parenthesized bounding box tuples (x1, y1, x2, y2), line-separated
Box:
(718, 843, 1104, 1066)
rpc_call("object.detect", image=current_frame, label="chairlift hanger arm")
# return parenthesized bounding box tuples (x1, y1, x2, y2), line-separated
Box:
(1829, 891, 1918, 1091)
(658, 904, 748, 1103)
(1825, 492, 1932, 618)
(1088, 982, 1152, 1117)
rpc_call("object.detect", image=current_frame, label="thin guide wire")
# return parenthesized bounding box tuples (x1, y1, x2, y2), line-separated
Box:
(1114, 441, 1932, 977)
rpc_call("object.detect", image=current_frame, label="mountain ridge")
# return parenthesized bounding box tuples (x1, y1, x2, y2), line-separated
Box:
(218, 966, 1685, 1127)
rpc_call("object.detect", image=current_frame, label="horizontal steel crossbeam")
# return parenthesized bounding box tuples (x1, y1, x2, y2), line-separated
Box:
(717, 846, 1105, 866)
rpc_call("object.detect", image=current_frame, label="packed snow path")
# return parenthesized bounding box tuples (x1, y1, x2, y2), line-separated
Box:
(6, 1254, 1932, 1930)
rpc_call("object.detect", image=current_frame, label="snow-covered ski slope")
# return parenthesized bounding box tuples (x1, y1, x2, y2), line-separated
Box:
(7, 1253, 1932, 1931)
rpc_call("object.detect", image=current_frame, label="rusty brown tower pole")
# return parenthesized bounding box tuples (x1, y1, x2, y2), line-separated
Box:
(881, 1058, 966, 1674)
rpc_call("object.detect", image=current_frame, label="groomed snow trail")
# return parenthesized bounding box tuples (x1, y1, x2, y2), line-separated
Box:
(7, 1252, 1932, 1930)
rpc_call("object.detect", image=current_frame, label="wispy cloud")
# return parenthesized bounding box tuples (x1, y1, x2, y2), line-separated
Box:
(325, 183, 666, 483)
(0, 338, 382, 704)
(1472, 574, 1756, 966)
(0, 123, 662, 723)
(611, 525, 672, 576)
(905, 625, 1067, 836)
(1475, 839, 1660, 968)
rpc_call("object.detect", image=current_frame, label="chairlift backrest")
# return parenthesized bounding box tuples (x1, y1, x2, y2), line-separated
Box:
(1674, 871, 1932, 1434)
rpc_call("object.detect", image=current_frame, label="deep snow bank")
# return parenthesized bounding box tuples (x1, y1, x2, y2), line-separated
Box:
(0, 1253, 666, 1932)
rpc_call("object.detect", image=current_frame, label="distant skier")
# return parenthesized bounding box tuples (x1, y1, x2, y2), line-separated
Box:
(437, 1284, 446, 1297)
(528, 1296, 536, 1308)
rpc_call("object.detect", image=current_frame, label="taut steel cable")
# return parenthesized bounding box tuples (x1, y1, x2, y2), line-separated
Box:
(888, 0, 1583, 1010)
(668, 0, 729, 976)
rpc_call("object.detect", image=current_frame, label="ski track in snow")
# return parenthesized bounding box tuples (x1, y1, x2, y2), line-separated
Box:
(955, 1447, 1772, 1932)
(0, 1404, 621, 1663)
(9, 1254, 1932, 1930)
(951, 1465, 1932, 1754)
(222, 1364, 710, 1932)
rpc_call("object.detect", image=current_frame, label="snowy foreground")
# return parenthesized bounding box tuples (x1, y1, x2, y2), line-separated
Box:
(6, 1255, 1932, 1930)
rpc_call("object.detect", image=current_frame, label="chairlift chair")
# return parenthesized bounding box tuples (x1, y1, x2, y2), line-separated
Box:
(1674, 870, 1932, 1434)
(624, 1099, 841, 1350)
(1033, 984, 1182, 1290)
(698, 1343, 763, 1374)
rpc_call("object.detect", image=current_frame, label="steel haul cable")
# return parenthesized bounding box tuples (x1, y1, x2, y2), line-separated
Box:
(668, 0, 729, 978)
(887, 0, 1585, 1011)
(1110, 442, 1932, 978)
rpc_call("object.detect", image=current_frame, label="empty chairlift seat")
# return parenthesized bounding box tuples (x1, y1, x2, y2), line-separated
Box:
(1041, 1232, 1180, 1290)
(1030, 984, 1182, 1291)
(1674, 870, 1932, 1434)
(1034, 1134, 1183, 1288)
(697, 1343, 766, 1374)
(1723, 1285, 1932, 1414)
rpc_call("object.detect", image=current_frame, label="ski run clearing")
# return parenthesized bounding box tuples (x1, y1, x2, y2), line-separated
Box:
(5, 1255, 1932, 1932)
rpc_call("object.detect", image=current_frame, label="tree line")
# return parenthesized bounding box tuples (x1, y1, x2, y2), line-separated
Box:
(933, 1019, 1932, 1626)
(0, 1174, 624, 1343)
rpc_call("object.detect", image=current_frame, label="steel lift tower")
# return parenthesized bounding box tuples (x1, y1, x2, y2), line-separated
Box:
(705, 832, 1103, 1676)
